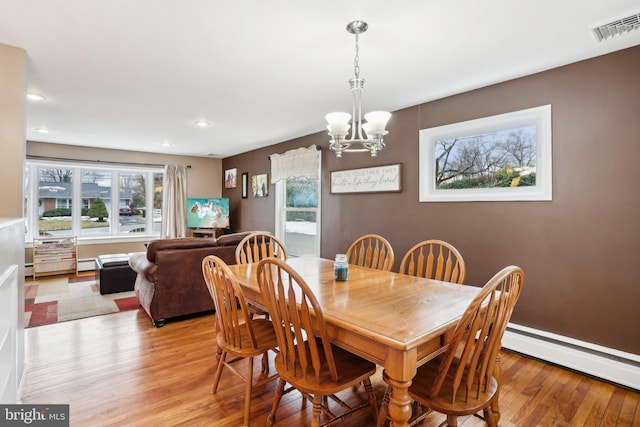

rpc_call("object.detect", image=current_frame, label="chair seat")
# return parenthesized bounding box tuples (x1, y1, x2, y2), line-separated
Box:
(409, 355, 499, 416)
(217, 318, 277, 358)
(275, 338, 377, 395)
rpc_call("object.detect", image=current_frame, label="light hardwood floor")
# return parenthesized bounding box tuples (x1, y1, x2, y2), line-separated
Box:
(22, 309, 639, 426)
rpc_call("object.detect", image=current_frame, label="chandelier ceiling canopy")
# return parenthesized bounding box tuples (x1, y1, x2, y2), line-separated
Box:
(326, 21, 391, 157)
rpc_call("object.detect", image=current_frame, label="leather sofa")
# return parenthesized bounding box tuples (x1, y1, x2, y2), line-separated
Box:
(128, 231, 252, 327)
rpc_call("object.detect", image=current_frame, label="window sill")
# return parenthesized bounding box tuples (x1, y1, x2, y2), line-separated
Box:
(25, 234, 160, 248)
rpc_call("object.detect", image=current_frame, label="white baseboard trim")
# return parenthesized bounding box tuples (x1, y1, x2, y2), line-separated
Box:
(502, 323, 640, 391)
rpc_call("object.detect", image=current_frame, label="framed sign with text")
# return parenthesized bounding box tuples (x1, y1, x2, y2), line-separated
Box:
(330, 164, 401, 194)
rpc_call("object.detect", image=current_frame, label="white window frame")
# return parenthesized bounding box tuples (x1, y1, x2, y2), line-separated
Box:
(274, 164, 321, 257)
(25, 159, 164, 245)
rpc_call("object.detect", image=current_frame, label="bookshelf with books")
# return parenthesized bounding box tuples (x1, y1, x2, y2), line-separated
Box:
(33, 236, 78, 279)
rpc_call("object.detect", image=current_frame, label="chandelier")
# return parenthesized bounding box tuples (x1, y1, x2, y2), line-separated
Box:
(326, 21, 391, 157)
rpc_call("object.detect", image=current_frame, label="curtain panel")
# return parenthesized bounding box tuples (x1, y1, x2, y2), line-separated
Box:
(270, 145, 320, 183)
(161, 164, 188, 238)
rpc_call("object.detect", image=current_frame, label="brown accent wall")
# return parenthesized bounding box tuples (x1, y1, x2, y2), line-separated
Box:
(223, 45, 640, 355)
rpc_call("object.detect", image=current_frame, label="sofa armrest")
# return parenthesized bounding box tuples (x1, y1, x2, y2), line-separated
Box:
(146, 237, 220, 262)
(216, 231, 254, 246)
(129, 252, 158, 283)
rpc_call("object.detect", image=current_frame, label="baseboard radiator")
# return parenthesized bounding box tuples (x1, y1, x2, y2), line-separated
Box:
(25, 258, 98, 277)
(77, 259, 96, 271)
(502, 323, 640, 391)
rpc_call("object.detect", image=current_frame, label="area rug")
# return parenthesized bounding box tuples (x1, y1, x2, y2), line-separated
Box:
(25, 272, 139, 328)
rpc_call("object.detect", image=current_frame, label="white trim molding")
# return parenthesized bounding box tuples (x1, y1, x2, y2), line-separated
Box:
(502, 323, 640, 391)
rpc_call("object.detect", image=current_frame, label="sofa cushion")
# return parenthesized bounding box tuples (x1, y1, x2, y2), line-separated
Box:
(146, 237, 218, 262)
(97, 253, 131, 268)
(216, 231, 254, 247)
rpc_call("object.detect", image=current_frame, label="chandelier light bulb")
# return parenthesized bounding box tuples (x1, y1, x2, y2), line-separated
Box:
(364, 111, 391, 133)
(325, 112, 352, 136)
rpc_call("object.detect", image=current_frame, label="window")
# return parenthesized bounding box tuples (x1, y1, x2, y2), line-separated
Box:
(276, 178, 320, 257)
(80, 169, 111, 236)
(272, 146, 321, 257)
(25, 159, 164, 242)
(56, 198, 72, 209)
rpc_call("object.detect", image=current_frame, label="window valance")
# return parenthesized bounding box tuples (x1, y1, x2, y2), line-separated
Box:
(270, 145, 320, 183)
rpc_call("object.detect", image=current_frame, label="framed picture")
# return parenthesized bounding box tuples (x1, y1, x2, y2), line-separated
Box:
(419, 104, 552, 202)
(330, 164, 402, 194)
(224, 168, 237, 188)
(241, 172, 248, 198)
(251, 173, 268, 197)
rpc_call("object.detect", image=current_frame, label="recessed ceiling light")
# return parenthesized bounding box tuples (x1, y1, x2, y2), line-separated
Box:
(161, 141, 173, 147)
(194, 120, 211, 128)
(34, 128, 49, 134)
(26, 93, 46, 101)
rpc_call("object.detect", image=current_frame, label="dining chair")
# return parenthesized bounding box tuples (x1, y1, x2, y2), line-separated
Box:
(235, 231, 288, 264)
(377, 265, 524, 427)
(346, 234, 395, 271)
(398, 239, 466, 284)
(235, 231, 288, 323)
(256, 258, 379, 427)
(202, 255, 279, 427)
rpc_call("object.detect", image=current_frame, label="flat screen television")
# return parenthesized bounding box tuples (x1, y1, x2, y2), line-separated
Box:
(186, 198, 230, 229)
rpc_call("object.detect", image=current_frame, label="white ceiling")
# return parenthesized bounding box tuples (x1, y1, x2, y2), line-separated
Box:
(1, 1, 639, 159)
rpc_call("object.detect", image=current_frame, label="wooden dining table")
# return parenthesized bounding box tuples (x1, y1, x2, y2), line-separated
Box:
(227, 256, 481, 427)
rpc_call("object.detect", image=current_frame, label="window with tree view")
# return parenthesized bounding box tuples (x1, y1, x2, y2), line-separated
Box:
(420, 104, 552, 202)
(435, 125, 537, 190)
(276, 177, 320, 257)
(25, 160, 164, 241)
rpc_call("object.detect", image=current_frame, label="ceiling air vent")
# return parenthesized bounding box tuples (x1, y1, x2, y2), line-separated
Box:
(592, 13, 640, 41)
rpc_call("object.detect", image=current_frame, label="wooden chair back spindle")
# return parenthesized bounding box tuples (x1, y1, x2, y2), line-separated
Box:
(235, 232, 288, 265)
(399, 239, 466, 283)
(346, 234, 394, 271)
